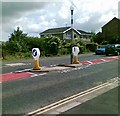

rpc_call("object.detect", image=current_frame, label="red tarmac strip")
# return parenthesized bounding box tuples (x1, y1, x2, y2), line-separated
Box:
(90, 59, 105, 64)
(81, 61, 91, 65)
(0, 72, 34, 83)
(80, 56, 119, 65)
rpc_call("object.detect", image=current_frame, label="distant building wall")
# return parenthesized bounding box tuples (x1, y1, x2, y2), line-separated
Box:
(102, 18, 120, 39)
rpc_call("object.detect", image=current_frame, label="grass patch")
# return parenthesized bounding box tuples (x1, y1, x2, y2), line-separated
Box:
(2, 52, 33, 61)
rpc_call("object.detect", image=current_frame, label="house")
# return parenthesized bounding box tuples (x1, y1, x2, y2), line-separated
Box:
(98, 17, 120, 40)
(78, 30, 92, 42)
(40, 27, 92, 43)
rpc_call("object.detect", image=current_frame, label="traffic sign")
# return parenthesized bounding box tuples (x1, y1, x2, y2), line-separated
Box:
(32, 49, 37, 57)
(32, 48, 40, 60)
(32, 48, 41, 70)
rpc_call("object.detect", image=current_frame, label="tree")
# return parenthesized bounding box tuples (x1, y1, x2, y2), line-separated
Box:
(108, 35, 120, 44)
(25, 37, 45, 56)
(9, 27, 27, 42)
(8, 27, 28, 52)
(43, 35, 62, 55)
(91, 32, 104, 44)
(6, 41, 22, 53)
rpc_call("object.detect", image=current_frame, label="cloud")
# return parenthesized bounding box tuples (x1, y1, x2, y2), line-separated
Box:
(2, 2, 46, 23)
(1, 0, 119, 41)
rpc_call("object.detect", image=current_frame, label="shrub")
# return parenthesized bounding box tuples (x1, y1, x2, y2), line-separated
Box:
(86, 43, 97, 52)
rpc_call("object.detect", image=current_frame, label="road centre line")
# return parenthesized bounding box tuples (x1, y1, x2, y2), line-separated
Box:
(25, 77, 118, 116)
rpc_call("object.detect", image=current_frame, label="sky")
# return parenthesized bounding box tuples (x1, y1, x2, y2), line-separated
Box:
(1, 0, 120, 41)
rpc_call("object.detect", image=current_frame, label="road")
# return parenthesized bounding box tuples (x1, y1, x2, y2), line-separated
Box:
(1, 53, 119, 114)
(62, 87, 119, 115)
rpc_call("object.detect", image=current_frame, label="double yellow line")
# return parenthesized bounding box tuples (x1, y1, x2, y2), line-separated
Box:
(25, 78, 118, 116)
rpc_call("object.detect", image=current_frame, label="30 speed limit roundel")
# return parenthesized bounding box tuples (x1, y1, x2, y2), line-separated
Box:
(32, 48, 40, 60)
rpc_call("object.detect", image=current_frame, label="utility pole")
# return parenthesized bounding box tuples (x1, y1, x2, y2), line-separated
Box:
(70, 6, 74, 64)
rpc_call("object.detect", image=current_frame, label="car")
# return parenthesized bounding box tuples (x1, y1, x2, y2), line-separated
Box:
(105, 44, 120, 56)
(95, 45, 107, 55)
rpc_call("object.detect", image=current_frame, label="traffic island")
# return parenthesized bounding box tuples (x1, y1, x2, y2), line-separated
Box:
(30, 66, 71, 72)
(30, 63, 83, 72)
(31, 47, 82, 72)
(57, 63, 82, 68)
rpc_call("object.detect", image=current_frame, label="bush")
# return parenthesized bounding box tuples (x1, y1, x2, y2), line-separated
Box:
(43, 35, 62, 55)
(86, 43, 97, 52)
(58, 48, 70, 55)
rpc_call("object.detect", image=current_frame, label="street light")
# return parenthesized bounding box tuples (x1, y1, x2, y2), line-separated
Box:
(70, 6, 74, 28)
(70, 6, 74, 64)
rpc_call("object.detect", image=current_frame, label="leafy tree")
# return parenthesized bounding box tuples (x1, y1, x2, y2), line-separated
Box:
(108, 35, 120, 44)
(91, 32, 104, 44)
(8, 27, 28, 52)
(43, 35, 62, 55)
(25, 37, 45, 56)
(9, 27, 27, 42)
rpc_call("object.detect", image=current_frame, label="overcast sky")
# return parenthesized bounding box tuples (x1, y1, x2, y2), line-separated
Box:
(1, 0, 120, 41)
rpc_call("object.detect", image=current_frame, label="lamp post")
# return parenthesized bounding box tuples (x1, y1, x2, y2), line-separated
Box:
(70, 6, 74, 64)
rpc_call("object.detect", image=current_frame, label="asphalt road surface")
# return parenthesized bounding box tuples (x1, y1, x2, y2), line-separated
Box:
(62, 87, 119, 114)
(1, 53, 119, 114)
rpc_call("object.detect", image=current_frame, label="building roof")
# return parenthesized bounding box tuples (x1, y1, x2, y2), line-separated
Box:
(102, 17, 120, 28)
(77, 30, 91, 35)
(40, 27, 71, 34)
(40, 27, 91, 35)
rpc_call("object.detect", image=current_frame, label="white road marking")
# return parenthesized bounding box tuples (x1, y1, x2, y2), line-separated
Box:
(58, 64, 91, 74)
(5, 63, 31, 67)
(30, 73, 47, 77)
(14, 68, 32, 73)
(50, 64, 57, 67)
(86, 61, 93, 64)
(101, 59, 106, 62)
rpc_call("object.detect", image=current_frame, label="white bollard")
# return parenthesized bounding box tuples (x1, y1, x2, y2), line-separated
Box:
(72, 46, 80, 64)
(32, 48, 41, 70)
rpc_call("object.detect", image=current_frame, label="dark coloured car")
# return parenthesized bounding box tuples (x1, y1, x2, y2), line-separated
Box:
(95, 45, 107, 55)
(105, 44, 120, 56)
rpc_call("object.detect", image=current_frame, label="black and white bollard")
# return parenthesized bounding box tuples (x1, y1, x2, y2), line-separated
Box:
(72, 46, 80, 64)
(32, 48, 41, 70)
